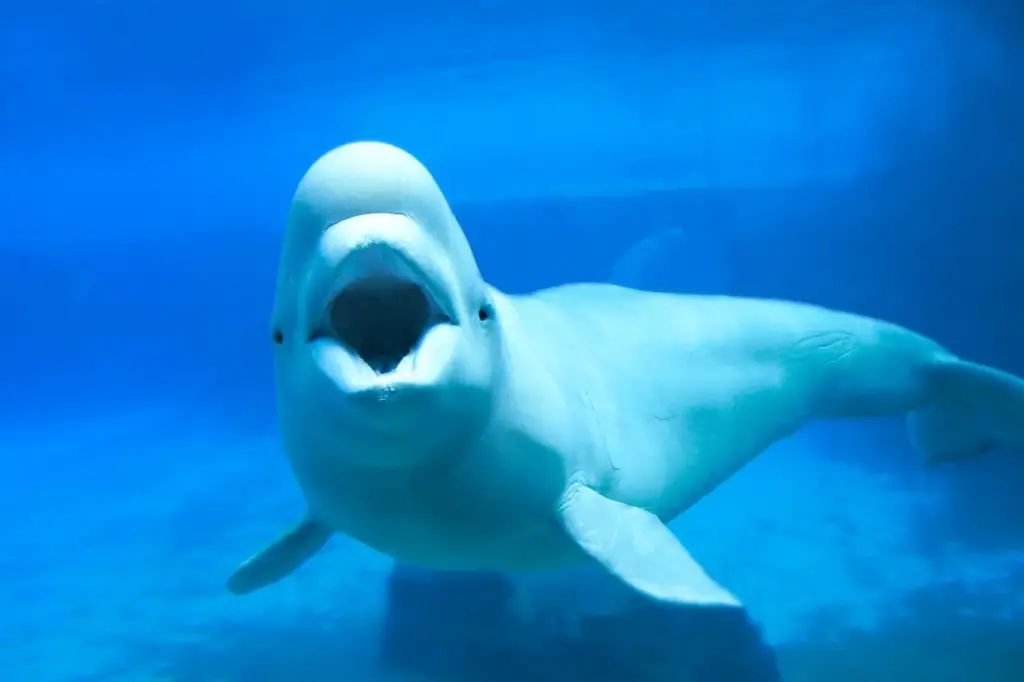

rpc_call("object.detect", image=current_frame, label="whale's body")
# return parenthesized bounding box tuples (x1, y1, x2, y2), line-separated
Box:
(228, 142, 1024, 609)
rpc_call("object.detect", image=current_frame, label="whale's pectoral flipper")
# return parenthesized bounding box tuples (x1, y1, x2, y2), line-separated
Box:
(226, 516, 333, 595)
(558, 482, 741, 608)
(911, 358, 1024, 464)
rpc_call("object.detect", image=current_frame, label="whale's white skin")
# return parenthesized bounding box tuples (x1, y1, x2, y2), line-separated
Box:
(227, 141, 1024, 608)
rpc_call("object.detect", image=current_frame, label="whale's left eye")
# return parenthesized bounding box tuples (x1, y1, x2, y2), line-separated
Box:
(477, 303, 494, 323)
(272, 329, 284, 344)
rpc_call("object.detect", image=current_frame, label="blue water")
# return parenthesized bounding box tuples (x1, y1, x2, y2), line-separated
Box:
(3, 1, 1024, 681)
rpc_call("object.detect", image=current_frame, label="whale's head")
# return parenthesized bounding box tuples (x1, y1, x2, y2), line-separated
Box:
(271, 142, 502, 470)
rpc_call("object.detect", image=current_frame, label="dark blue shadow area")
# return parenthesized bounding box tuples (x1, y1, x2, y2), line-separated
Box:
(380, 564, 781, 682)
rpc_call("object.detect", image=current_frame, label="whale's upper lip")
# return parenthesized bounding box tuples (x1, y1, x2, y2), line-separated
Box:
(323, 239, 456, 323)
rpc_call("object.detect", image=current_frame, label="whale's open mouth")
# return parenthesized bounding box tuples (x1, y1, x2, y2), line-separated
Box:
(324, 274, 451, 374)
(306, 218, 463, 392)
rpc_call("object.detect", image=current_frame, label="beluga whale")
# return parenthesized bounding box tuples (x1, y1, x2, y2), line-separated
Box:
(227, 141, 1024, 608)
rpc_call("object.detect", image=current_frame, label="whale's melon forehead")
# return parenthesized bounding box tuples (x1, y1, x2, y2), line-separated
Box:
(285, 141, 463, 256)
(273, 141, 485, 335)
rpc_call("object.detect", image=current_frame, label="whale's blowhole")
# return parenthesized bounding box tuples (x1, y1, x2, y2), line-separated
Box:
(326, 274, 451, 374)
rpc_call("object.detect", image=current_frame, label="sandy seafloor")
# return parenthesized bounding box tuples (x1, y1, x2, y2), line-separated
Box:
(2, 403, 1023, 682)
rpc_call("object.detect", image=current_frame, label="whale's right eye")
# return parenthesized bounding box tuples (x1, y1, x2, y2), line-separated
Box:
(272, 329, 284, 344)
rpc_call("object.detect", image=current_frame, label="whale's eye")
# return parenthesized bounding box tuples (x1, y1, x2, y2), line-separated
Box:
(477, 303, 494, 323)
(272, 329, 284, 344)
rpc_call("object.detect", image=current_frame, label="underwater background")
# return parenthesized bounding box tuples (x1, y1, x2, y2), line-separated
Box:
(2, 0, 1024, 680)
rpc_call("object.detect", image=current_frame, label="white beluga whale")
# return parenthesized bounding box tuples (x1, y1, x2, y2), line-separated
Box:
(227, 141, 1024, 608)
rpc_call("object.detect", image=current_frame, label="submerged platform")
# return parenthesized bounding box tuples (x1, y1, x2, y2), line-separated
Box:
(379, 562, 782, 682)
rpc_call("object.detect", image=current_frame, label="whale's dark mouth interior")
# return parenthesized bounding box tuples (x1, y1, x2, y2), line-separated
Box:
(327, 275, 441, 374)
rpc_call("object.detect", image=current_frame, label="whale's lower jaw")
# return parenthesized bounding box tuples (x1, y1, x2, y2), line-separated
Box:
(311, 321, 460, 396)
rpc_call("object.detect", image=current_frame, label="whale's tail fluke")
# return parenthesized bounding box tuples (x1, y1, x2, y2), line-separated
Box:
(909, 358, 1024, 463)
